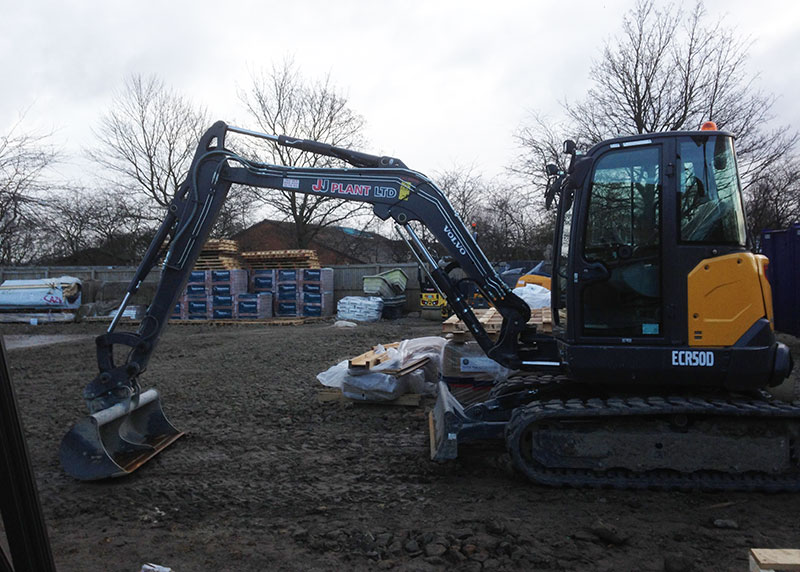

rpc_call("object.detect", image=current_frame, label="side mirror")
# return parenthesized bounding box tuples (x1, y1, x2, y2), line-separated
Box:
(546, 163, 559, 177)
(563, 139, 576, 156)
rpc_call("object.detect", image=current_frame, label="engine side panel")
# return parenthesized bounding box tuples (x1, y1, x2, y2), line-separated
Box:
(687, 253, 767, 347)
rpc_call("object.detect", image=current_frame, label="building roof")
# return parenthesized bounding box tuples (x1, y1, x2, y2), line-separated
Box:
(233, 219, 409, 265)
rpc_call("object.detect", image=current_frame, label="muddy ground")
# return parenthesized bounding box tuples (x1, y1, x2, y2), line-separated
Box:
(1, 317, 799, 571)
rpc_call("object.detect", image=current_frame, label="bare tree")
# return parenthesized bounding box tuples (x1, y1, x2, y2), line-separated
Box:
(0, 123, 58, 264)
(89, 74, 256, 241)
(435, 165, 485, 226)
(567, 0, 798, 180)
(33, 186, 151, 264)
(239, 60, 372, 248)
(474, 182, 552, 262)
(518, 0, 799, 239)
(90, 74, 208, 210)
(744, 159, 800, 242)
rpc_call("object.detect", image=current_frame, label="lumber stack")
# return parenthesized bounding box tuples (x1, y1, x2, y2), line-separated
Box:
(347, 342, 430, 376)
(194, 239, 247, 270)
(442, 306, 553, 341)
(316, 341, 430, 406)
(241, 249, 320, 269)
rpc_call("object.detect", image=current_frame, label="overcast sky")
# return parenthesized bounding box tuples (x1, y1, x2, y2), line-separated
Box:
(2, 0, 799, 184)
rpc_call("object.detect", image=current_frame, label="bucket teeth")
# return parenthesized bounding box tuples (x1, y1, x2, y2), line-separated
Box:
(60, 389, 183, 481)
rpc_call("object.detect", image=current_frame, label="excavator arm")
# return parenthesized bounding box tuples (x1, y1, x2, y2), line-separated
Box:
(81, 120, 536, 422)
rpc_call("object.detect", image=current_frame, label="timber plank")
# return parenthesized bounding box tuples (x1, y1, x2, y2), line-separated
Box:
(749, 548, 800, 571)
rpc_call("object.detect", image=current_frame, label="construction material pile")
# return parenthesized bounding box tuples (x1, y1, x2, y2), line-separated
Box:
(317, 337, 445, 401)
(0, 276, 83, 323)
(362, 268, 408, 319)
(172, 240, 333, 320)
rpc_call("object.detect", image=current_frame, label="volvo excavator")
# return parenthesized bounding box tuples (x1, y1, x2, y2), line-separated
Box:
(60, 120, 796, 490)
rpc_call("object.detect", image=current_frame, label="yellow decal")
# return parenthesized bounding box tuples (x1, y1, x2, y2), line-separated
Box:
(398, 181, 412, 201)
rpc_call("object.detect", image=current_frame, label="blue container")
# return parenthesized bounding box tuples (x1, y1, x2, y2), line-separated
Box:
(212, 295, 234, 308)
(302, 268, 321, 281)
(211, 270, 232, 282)
(302, 292, 322, 305)
(302, 282, 321, 294)
(278, 269, 298, 282)
(212, 284, 232, 296)
(187, 300, 208, 315)
(761, 224, 800, 336)
(276, 301, 298, 316)
(237, 300, 258, 314)
(185, 284, 206, 298)
(188, 270, 207, 284)
(253, 276, 274, 291)
(302, 303, 322, 317)
(213, 309, 234, 320)
(277, 283, 298, 301)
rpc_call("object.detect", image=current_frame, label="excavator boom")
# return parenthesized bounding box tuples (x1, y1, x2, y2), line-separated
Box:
(60, 121, 547, 480)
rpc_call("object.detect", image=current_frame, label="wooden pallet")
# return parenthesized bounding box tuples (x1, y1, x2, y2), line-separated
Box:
(347, 342, 430, 376)
(242, 249, 321, 269)
(193, 254, 246, 270)
(191, 239, 247, 270)
(348, 342, 400, 369)
(167, 316, 327, 326)
(443, 306, 553, 341)
(749, 548, 800, 571)
(203, 238, 240, 253)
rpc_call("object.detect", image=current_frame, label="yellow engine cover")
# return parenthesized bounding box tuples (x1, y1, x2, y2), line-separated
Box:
(516, 274, 552, 290)
(687, 252, 769, 347)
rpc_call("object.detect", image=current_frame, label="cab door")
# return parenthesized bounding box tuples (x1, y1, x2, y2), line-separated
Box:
(572, 142, 666, 342)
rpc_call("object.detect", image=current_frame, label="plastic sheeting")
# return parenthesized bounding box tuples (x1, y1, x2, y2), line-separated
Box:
(512, 283, 550, 310)
(336, 296, 384, 322)
(317, 336, 446, 401)
(0, 277, 82, 310)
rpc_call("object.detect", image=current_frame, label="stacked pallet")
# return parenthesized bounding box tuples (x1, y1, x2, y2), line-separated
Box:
(173, 269, 253, 320)
(194, 239, 247, 270)
(172, 241, 328, 321)
(272, 268, 335, 317)
(442, 306, 553, 341)
(242, 249, 320, 270)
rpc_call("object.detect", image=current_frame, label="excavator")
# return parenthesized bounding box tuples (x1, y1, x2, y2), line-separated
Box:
(60, 120, 797, 490)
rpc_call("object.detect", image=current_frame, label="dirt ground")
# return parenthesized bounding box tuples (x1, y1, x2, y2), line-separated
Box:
(1, 317, 800, 572)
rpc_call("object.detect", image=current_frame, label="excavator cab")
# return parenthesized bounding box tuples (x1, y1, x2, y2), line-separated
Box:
(550, 129, 791, 388)
(433, 128, 797, 490)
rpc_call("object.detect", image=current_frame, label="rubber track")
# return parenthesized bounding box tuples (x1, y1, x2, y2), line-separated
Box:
(505, 394, 800, 492)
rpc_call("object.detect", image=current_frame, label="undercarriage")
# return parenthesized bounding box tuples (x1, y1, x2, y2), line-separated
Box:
(431, 376, 800, 491)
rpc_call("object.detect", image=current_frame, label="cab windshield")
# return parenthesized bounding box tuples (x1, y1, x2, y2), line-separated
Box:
(678, 135, 747, 245)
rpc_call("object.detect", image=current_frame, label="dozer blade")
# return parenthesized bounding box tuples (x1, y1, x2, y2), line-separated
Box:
(429, 381, 507, 461)
(59, 389, 183, 481)
(429, 381, 464, 461)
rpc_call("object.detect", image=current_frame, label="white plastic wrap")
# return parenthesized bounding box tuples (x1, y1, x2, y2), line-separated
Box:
(316, 336, 447, 401)
(317, 344, 406, 401)
(512, 283, 550, 310)
(336, 296, 384, 322)
(441, 339, 515, 382)
(0, 277, 82, 310)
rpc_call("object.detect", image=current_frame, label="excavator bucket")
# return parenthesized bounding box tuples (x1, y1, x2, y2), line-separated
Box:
(59, 389, 183, 481)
